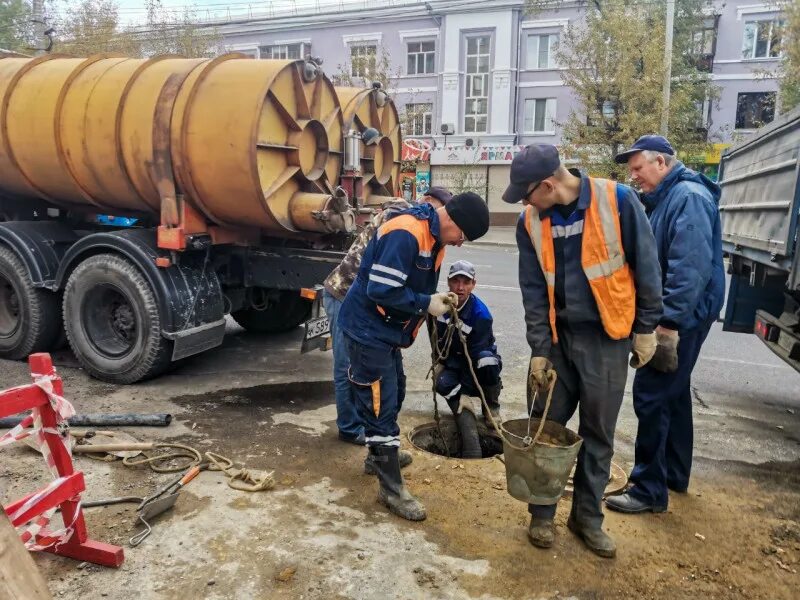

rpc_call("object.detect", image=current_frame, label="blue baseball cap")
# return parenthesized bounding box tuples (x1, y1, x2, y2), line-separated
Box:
(614, 135, 675, 164)
(502, 144, 561, 203)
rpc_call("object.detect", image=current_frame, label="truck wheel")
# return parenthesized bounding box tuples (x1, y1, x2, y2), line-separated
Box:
(0, 246, 62, 359)
(63, 254, 172, 384)
(232, 288, 311, 333)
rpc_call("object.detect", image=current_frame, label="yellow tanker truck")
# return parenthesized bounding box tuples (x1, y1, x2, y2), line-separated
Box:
(0, 54, 401, 383)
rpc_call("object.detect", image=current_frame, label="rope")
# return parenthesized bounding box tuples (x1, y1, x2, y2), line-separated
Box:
(121, 443, 202, 473)
(109, 443, 275, 492)
(427, 316, 451, 457)
(433, 303, 558, 452)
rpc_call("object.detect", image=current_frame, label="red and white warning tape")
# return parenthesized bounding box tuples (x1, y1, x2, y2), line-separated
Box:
(0, 373, 80, 550)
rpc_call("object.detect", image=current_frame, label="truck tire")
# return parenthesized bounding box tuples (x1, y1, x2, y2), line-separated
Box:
(232, 288, 311, 334)
(0, 246, 62, 359)
(63, 254, 172, 384)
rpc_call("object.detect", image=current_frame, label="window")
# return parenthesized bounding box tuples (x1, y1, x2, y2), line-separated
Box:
(688, 19, 717, 71)
(259, 43, 306, 59)
(587, 99, 617, 127)
(526, 34, 558, 69)
(350, 44, 377, 78)
(736, 92, 776, 129)
(742, 20, 784, 59)
(404, 103, 433, 136)
(464, 36, 490, 134)
(407, 41, 435, 75)
(524, 98, 556, 133)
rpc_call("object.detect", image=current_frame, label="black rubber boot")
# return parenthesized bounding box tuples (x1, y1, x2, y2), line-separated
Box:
(482, 383, 502, 424)
(370, 445, 426, 521)
(364, 449, 412, 475)
(447, 398, 482, 459)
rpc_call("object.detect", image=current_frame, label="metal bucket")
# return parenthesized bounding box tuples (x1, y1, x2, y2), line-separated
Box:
(501, 417, 582, 505)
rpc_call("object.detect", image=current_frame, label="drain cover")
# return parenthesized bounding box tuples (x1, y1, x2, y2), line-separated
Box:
(408, 417, 503, 459)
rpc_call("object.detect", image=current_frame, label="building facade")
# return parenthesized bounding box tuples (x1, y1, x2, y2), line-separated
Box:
(215, 0, 786, 222)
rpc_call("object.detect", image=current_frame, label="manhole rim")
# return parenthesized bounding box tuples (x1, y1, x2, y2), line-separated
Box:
(407, 418, 504, 461)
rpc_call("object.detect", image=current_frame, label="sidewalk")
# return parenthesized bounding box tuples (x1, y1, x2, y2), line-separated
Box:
(466, 226, 516, 248)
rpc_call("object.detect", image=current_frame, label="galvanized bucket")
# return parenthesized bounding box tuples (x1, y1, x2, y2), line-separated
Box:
(501, 417, 582, 504)
(499, 371, 582, 505)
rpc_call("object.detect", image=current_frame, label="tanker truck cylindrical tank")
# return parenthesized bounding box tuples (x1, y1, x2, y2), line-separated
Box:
(336, 86, 402, 206)
(0, 54, 350, 236)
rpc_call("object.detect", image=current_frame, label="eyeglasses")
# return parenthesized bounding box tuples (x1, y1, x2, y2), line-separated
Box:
(525, 181, 543, 201)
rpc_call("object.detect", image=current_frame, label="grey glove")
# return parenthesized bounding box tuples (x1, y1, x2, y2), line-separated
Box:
(630, 332, 658, 369)
(528, 356, 553, 394)
(649, 328, 679, 373)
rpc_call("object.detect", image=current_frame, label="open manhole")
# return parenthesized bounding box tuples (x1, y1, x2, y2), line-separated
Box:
(408, 416, 503, 459)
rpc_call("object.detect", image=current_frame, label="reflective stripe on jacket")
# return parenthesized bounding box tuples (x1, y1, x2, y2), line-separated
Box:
(524, 177, 635, 341)
(339, 204, 445, 349)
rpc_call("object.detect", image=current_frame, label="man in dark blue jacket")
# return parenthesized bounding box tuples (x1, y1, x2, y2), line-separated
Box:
(505, 144, 663, 558)
(339, 194, 490, 521)
(607, 135, 725, 515)
(434, 260, 502, 458)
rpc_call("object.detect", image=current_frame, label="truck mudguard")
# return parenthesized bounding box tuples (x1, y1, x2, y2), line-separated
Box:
(0, 221, 78, 287)
(54, 229, 225, 338)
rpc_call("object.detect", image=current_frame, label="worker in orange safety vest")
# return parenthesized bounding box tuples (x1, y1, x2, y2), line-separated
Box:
(502, 144, 663, 558)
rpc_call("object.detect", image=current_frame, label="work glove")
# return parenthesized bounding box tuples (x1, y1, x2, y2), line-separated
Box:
(427, 292, 458, 317)
(649, 326, 680, 373)
(528, 356, 553, 395)
(629, 332, 658, 369)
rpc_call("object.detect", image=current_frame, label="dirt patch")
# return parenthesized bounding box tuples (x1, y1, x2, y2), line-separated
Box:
(3, 381, 799, 599)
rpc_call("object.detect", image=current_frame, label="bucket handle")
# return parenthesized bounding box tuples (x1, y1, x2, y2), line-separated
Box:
(524, 369, 557, 445)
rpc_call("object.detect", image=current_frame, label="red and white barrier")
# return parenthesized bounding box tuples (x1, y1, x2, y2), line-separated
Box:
(0, 353, 124, 567)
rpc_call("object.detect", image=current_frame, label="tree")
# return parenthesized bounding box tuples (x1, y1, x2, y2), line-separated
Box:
(527, 0, 719, 177)
(0, 0, 33, 53)
(48, 0, 218, 58)
(50, 0, 137, 55)
(776, 0, 800, 113)
(133, 0, 219, 58)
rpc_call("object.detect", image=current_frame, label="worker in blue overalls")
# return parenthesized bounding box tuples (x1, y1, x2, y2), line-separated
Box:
(339, 193, 490, 521)
(434, 260, 502, 458)
(606, 135, 724, 515)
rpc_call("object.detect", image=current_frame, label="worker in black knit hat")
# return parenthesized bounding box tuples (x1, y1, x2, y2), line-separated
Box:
(338, 191, 489, 521)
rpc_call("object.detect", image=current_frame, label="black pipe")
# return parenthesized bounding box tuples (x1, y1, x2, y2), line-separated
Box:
(0, 413, 172, 429)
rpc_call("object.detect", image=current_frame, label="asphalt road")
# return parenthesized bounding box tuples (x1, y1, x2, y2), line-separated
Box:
(402, 242, 800, 469)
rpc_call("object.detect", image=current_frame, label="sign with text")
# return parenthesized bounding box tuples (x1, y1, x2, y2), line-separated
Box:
(430, 145, 528, 165)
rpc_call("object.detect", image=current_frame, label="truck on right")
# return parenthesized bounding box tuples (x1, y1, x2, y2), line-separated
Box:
(720, 106, 800, 373)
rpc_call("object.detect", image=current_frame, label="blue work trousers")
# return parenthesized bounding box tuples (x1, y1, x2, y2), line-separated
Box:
(628, 319, 714, 508)
(322, 290, 363, 439)
(344, 334, 406, 447)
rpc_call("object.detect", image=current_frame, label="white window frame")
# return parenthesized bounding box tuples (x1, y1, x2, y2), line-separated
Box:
(523, 98, 557, 134)
(350, 44, 377, 78)
(742, 19, 784, 59)
(405, 103, 433, 136)
(406, 40, 436, 75)
(526, 33, 558, 70)
(464, 35, 491, 134)
(259, 42, 306, 60)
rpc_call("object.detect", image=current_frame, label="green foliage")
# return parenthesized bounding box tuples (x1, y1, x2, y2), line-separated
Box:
(0, 0, 33, 53)
(48, 0, 219, 58)
(777, 0, 800, 112)
(528, 0, 719, 177)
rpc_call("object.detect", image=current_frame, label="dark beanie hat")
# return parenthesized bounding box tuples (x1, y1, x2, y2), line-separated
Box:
(444, 192, 489, 241)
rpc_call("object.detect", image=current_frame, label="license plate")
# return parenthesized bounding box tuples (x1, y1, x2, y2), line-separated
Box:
(777, 330, 795, 353)
(305, 316, 330, 340)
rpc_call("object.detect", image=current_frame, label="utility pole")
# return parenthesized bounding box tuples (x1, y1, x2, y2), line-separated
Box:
(31, 0, 47, 55)
(660, 0, 676, 135)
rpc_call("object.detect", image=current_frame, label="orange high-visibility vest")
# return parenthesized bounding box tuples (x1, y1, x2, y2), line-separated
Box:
(524, 177, 635, 342)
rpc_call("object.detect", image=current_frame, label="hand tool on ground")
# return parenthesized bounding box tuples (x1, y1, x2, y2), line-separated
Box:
(129, 465, 202, 547)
